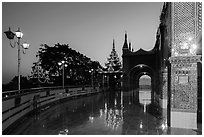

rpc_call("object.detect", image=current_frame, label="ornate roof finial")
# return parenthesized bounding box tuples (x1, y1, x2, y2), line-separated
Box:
(125, 30, 127, 41)
(129, 41, 131, 51)
(113, 39, 115, 51)
(123, 31, 128, 49)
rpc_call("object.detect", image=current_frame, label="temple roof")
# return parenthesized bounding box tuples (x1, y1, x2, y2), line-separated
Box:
(103, 39, 122, 73)
(133, 48, 156, 55)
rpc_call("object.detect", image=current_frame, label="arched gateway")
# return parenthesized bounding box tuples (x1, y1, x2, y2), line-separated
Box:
(121, 2, 202, 130)
(122, 32, 161, 104)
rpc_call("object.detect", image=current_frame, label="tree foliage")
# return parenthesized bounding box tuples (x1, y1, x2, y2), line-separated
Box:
(32, 43, 102, 86)
(3, 76, 36, 91)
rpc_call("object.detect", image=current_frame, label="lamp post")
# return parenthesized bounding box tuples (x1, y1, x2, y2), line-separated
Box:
(58, 61, 68, 89)
(89, 69, 94, 90)
(107, 75, 109, 89)
(104, 75, 107, 88)
(102, 75, 105, 90)
(120, 74, 123, 89)
(4, 27, 29, 93)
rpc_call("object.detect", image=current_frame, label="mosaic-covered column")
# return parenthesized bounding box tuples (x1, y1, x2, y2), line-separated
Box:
(161, 67, 168, 109)
(159, 67, 168, 124)
(170, 56, 200, 129)
(169, 2, 202, 129)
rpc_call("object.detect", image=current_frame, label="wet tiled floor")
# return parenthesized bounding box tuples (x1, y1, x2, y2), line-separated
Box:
(8, 90, 202, 135)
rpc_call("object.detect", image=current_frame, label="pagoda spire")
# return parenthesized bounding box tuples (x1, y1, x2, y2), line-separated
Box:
(113, 39, 115, 51)
(105, 39, 122, 72)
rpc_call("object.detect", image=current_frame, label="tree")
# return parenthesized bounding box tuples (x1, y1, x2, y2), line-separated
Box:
(3, 76, 35, 91)
(32, 43, 102, 86)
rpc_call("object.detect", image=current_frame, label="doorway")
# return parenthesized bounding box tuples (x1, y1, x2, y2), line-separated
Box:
(139, 75, 151, 105)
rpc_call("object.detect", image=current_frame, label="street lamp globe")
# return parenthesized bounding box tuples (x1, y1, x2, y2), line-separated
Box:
(4, 27, 15, 40)
(22, 42, 30, 49)
(15, 28, 23, 38)
(89, 69, 94, 73)
(58, 62, 62, 66)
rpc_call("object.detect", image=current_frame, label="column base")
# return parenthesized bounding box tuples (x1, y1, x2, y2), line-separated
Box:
(171, 111, 197, 129)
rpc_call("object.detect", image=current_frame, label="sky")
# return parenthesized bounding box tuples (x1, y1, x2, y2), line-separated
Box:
(2, 2, 164, 84)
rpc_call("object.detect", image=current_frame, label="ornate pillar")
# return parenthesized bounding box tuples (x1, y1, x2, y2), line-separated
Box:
(169, 2, 201, 129)
(161, 67, 168, 109)
(170, 56, 200, 129)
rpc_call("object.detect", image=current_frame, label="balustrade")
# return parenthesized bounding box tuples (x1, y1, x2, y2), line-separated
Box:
(2, 86, 101, 134)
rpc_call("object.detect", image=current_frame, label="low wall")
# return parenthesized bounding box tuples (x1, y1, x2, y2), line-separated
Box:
(2, 86, 100, 133)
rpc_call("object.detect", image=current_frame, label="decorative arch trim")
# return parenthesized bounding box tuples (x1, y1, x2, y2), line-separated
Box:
(128, 64, 154, 76)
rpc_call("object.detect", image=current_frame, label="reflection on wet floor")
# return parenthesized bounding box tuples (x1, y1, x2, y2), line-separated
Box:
(8, 89, 201, 135)
(139, 89, 151, 113)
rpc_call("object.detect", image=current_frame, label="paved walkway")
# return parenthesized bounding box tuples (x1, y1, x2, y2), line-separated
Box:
(8, 91, 202, 135)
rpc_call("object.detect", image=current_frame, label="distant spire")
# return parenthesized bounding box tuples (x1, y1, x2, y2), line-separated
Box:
(113, 39, 115, 51)
(129, 41, 131, 51)
(123, 31, 128, 49)
(125, 30, 127, 41)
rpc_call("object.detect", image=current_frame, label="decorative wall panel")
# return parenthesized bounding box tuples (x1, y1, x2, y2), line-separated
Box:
(171, 2, 197, 57)
(170, 2, 201, 113)
(170, 56, 199, 112)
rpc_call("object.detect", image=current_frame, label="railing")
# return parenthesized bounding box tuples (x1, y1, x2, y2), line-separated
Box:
(2, 85, 101, 134)
(2, 85, 91, 99)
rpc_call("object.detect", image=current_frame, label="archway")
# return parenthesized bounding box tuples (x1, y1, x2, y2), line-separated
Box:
(129, 64, 155, 89)
(128, 64, 156, 103)
(139, 74, 151, 90)
(139, 74, 152, 106)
